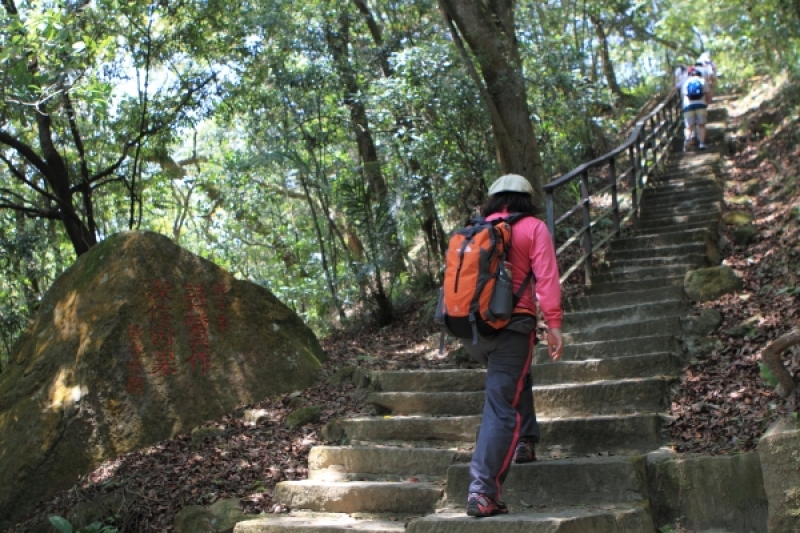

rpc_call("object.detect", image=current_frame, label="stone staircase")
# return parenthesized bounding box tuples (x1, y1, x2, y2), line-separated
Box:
(233, 104, 730, 532)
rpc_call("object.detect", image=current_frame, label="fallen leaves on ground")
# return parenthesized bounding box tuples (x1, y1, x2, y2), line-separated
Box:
(667, 81, 800, 454)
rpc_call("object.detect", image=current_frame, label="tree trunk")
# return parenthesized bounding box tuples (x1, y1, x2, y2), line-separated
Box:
(591, 16, 624, 103)
(34, 110, 97, 255)
(439, 0, 545, 207)
(325, 8, 400, 325)
(353, 0, 447, 261)
(325, 11, 388, 200)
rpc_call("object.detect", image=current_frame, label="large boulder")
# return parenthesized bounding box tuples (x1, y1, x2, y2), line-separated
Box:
(684, 265, 743, 302)
(0, 231, 324, 528)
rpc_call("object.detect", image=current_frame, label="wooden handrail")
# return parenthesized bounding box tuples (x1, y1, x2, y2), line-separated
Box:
(544, 88, 682, 286)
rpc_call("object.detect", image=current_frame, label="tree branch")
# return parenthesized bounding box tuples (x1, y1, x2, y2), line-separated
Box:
(0, 200, 61, 219)
(352, 0, 392, 77)
(88, 72, 217, 186)
(0, 130, 51, 177)
(145, 154, 209, 179)
(63, 92, 91, 183)
(761, 327, 800, 398)
(1, 0, 18, 15)
(613, 16, 698, 58)
(0, 153, 59, 202)
(439, 8, 508, 143)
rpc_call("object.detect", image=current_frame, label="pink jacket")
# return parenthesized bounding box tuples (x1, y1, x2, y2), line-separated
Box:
(486, 211, 563, 329)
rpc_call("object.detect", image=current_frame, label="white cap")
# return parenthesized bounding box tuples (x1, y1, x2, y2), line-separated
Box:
(698, 52, 711, 63)
(488, 174, 534, 196)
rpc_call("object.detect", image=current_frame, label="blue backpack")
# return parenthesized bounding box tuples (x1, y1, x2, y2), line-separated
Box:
(687, 79, 704, 100)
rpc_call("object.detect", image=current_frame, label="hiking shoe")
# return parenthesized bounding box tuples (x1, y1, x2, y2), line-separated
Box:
(698, 143, 707, 150)
(467, 493, 509, 517)
(513, 440, 537, 463)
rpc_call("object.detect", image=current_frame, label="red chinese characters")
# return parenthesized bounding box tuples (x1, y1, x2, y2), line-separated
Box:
(213, 282, 230, 333)
(184, 283, 211, 375)
(147, 280, 176, 377)
(126, 324, 145, 394)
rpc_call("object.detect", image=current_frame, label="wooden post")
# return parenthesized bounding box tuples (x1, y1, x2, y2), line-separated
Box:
(631, 139, 641, 221)
(581, 170, 592, 286)
(546, 191, 556, 248)
(609, 157, 620, 236)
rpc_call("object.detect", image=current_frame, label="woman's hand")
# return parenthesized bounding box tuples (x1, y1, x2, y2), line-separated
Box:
(547, 328, 564, 361)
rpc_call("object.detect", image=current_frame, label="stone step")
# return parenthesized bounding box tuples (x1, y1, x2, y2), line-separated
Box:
(600, 253, 709, 271)
(535, 352, 682, 384)
(339, 414, 666, 455)
(640, 204, 723, 221)
(641, 201, 722, 217)
(609, 228, 712, 250)
(640, 197, 722, 214)
(651, 182, 720, 195)
(637, 212, 721, 229)
(535, 377, 672, 417)
(533, 335, 680, 364)
(640, 201, 722, 218)
(378, 369, 485, 393)
(707, 107, 729, 121)
(565, 316, 682, 343)
(604, 242, 706, 261)
(641, 188, 721, 204)
(367, 391, 483, 416)
(667, 151, 722, 165)
(273, 480, 443, 514)
(593, 265, 694, 284)
(377, 344, 682, 392)
(367, 377, 671, 418)
(646, 174, 721, 186)
(634, 219, 720, 236)
(646, 176, 721, 190)
(307, 446, 463, 481)
(445, 456, 648, 508)
(660, 165, 720, 178)
(407, 505, 655, 533)
(564, 285, 686, 312)
(234, 515, 407, 533)
(640, 205, 722, 221)
(563, 299, 686, 329)
(584, 275, 685, 296)
(641, 192, 721, 208)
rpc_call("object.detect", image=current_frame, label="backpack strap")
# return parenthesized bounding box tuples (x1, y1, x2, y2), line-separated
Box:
(513, 270, 534, 301)
(495, 212, 536, 304)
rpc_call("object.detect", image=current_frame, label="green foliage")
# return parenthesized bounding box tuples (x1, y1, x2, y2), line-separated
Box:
(49, 516, 118, 533)
(3, 0, 794, 346)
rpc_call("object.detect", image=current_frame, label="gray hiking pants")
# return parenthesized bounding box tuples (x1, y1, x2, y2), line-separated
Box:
(463, 327, 539, 498)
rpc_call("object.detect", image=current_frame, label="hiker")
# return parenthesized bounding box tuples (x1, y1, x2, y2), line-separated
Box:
(698, 52, 718, 99)
(674, 64, 688, 89)
(694, 59, 714, 105)
(462, 174, 564, 518)
(681, 67, 709, 151)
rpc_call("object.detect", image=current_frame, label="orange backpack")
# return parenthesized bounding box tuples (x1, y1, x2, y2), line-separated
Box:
(435, 214, 533, 351)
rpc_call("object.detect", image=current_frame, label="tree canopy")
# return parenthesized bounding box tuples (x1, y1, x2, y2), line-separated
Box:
(1, 0, 798, 366)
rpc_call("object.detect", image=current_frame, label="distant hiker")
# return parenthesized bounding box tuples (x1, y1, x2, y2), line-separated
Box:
(674, 65, 688, 89)
(694, 59, 715, 104)
(698, 52, 718, 97)
(440, 174, 564, 518)
(682, 67, 708, 151)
